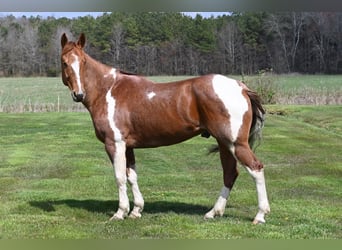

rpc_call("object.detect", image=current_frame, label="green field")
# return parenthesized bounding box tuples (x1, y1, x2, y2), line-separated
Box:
(0, 75, 341, 112)
(0, 105, 341, 239)
(0, 76, 341, 239)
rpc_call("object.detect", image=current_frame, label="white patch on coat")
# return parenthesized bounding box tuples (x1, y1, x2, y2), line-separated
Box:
(212, 75, 249, 142)
(70, 53, 83, 94)
(147, 91, 156, 100)
(106, 87, 130, 219)
(104, 68, 117, 79)
(106, 87, 122, 141)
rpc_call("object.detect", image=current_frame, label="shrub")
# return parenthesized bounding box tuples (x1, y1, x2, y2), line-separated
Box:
(242, 73, 278, 104)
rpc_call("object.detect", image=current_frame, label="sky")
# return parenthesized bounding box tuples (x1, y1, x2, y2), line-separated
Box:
(0, 12, 105, 19)
(0, 12, 229, 19)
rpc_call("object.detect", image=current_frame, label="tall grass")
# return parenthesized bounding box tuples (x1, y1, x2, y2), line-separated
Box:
(276, 86, 342, 105)
(242, 74, 342, 105)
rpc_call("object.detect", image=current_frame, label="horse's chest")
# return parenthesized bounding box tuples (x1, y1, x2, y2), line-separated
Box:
(91, 118, 110, 143)
(91, 101, 130, 144)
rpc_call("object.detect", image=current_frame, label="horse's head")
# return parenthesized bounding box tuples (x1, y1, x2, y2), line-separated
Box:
(60, 33, 87, 102)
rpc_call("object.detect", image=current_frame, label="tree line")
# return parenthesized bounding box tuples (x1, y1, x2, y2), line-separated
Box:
(0, 12, 341, 77)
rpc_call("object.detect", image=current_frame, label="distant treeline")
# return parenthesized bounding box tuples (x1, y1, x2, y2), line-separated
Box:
(0, 12, 341, 76)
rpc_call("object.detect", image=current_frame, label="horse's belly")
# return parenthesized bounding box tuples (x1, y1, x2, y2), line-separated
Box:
(126, 124, 202, 148)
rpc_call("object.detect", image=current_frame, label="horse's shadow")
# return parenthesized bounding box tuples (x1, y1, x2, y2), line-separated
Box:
(29, 199, 209, 217)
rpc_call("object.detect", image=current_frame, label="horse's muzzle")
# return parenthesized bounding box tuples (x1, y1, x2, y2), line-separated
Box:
(72, 92, 84, 102)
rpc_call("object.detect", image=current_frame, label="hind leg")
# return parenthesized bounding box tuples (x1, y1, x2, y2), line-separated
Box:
(126, 148, 144, 218)
(245, 167, 270, 224)
(205, 142, 238, 219)
(234, 142, 270, 224)
(234, 142, 263, 171)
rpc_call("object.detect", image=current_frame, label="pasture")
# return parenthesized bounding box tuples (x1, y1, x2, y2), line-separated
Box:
(0, 74, 341, 112)
(0, 75, 341, 239)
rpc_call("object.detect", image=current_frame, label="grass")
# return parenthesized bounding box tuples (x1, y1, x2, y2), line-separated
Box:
(0, 74, 341, 112)
(0, 106, 341, 239)
(0, 78, 83, 112)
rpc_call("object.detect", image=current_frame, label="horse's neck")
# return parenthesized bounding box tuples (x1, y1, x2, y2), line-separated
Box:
(85, 54, 109, 76)
(83, 54, 114, 111)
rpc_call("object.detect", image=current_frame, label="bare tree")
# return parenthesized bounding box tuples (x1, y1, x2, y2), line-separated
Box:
(265, 13, 291, 72)
(265, 12, 306, 72)
(218, 21, 241, 74)
(110, 23, 125, 67)
(289, 12, 306, 70)
(306, 12, 340, 73)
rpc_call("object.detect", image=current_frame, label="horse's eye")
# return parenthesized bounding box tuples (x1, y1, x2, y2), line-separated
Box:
(62, 62, 68, 68)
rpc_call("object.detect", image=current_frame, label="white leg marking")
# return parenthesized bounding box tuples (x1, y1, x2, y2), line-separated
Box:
(104, 68, 117, 79)
(127, 167, 144, 218)
(204, 186, 230, 219)
(106, 87, 129, 220)
(70, 54, 83, 95)
(212, 75, 249, 142)
(111, 141, 129, 220)
(245, 167, 270, 224)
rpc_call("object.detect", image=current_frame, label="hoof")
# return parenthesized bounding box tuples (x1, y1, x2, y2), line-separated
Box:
(204, 210, 215, 220)
(129, 212, 142, 219)
(109, 213, 125, 221)
(204, 208, 225, 220)
(204, 214, 214, 220)
(252, 218, 266, 225)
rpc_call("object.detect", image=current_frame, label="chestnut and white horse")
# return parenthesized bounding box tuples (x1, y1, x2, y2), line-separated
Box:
(60, 33, 270, 224)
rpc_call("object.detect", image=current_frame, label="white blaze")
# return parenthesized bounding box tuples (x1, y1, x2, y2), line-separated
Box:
(70, 54, 83, 93)
(212, 75, 248, 142)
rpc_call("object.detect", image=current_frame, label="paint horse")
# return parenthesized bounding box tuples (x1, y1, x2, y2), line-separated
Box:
(60, 33, 270, 224)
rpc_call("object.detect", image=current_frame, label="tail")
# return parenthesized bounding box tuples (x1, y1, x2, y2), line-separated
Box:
(208, 90, 265, 154)
(246, 90, 265, 151)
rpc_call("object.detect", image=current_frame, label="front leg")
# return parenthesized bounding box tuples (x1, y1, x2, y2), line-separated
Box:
(106, 141, 130, 220)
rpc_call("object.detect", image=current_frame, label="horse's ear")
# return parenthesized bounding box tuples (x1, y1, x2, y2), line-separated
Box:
(77, 33, 86, 49)
(61, 33, 68, 48)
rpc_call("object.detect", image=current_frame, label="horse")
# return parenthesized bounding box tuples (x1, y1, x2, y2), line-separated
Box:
(60, 33, 270, 224)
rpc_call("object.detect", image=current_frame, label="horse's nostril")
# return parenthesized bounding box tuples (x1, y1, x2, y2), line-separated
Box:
(72, 92, 84, 102)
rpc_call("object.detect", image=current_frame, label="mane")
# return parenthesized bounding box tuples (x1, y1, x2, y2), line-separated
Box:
(62, 41, 139, 77)
(118, 70, 138, 76)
